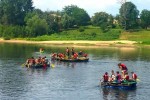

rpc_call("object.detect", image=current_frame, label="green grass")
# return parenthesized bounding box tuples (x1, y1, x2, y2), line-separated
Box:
(27, 26, 122, 41)
(120, 30, 150, 44)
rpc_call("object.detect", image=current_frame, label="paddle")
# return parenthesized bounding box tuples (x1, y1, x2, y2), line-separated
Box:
(51, 63, 55, 68)
(136, 78, 140, 82)
(21, 63, 25, 67)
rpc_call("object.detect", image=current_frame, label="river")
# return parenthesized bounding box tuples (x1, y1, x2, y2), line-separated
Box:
(0, 43, 150, 100)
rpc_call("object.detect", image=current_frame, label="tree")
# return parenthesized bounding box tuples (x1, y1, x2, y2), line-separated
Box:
(91, 12, 114, 32)
(62, 5, 90, 28)
(61, 13, 74, 29)
(43, 11, 60, 33)
(140, 9, 150, 29)
(119, 2, 139, 30)
(25, 15, 48, 37)
(0, 0, 34, 25)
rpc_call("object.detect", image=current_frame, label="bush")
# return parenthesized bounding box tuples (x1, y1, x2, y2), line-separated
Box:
(78, 26, 85, 32)
(1, 25, 26, 38)
(3, 37, 11, 40)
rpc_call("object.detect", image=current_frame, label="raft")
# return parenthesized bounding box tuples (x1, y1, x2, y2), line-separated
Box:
(25, 63, 50, 68)
(100, 80, 137, 90)
(54, 57, 89, 62)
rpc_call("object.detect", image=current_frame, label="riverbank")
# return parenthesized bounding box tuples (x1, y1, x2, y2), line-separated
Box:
(0, 39, 138, 48)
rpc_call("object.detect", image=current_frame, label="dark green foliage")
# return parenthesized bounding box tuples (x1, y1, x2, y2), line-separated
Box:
(25, 15, 48, 37)
(3, 37, 11, 40)
(61, 5, 90, 29)
(78, 26, 85, 32)
(91, 12, 114, 32)
(0, 0, 33, 25)
(0, 25, 26, 38)
(140, 9, 150, 29)
(119, 2, 139, 30)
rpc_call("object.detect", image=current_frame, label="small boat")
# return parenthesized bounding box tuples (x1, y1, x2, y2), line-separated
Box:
(100, 80, 137, 90)
(54, 57, 89, 62)
(25, 62, 50, 68)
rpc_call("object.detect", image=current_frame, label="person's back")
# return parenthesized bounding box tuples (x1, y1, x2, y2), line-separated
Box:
(118, 63, 128, 71)
(73, 53, 78, 59)
(110, 70, 115, 81)
(116, 71, 121, 83)
(131, 72, 137, 80)
(103, 72, 109, 82)
(124, 72, 129, 81)
(71, 47, 75, 55)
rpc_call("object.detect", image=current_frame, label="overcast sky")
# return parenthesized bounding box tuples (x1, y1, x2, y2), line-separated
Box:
(32, 0, 150, 16)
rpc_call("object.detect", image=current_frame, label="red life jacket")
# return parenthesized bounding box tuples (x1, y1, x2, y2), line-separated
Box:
(121, 64, 127, 70)
(132, 73, 137, 80)
(73, 53, 78, 59)
(103, 74, 109, 82)
(116, 74, 121, 80)
(125, 75, 129, 80)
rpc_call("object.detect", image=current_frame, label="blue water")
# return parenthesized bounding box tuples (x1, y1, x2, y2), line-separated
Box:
(0, 44, 150, 100)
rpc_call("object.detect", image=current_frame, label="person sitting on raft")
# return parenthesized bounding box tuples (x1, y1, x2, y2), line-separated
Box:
(71, 47, 75, 56)
(103, 72, 109, 82)
(26, 57, 35, 67)
(131, 71, 137, 81)
(109, 70, 116, 82)
(66, 47, 70, 58)
(115, 71, 121, 83)
(73, 52, 78, 59)
(118, 63, 128, 71)
(78, 51, 83, 57)
(122, 72, 130, 82)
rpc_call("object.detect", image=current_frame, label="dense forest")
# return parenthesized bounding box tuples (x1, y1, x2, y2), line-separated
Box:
(0, 0, 150, 39)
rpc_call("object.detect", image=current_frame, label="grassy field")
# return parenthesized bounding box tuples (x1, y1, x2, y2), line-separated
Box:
(27, 26, 121, 41)
(120, 30, 150, 44)
(24, 26, 150, 45)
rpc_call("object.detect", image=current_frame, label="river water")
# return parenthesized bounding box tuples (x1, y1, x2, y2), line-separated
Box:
(0, 43, 150, 100)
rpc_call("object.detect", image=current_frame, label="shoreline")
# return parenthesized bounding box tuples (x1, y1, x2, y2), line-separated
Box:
(0, 39, 139, 48)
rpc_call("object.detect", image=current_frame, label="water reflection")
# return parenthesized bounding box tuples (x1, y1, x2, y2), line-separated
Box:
(26, 67, 50, 75)
(51, 59, 89, 68)
(101, 87, 136, 100)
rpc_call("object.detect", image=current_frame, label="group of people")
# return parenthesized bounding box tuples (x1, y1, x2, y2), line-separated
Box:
(51, 47, 88, 59)
(102, 63, 138, 83)
(25, 56, 49, 68)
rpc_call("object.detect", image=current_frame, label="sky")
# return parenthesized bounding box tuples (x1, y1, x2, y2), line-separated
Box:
(32, 0, 150, 16)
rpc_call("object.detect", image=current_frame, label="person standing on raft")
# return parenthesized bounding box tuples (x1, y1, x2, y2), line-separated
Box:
(118, 63, 128, 71)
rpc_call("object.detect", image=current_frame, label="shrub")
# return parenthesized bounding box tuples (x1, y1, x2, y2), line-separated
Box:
(78, 26, 85, 32)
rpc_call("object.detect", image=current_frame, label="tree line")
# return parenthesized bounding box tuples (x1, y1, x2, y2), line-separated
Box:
(0, 0, 150, 38)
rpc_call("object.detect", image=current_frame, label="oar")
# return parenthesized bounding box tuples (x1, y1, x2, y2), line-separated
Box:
(136, 78, 140, 82)
(99, 78, 103, 82)
(21, 63, 25, 67)
(51, 63, 55, 68)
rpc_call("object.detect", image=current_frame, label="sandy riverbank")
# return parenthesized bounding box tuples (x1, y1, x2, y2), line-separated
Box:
(0, 39, 138, 48)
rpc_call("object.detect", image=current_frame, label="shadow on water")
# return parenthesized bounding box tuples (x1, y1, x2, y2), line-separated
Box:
(100, 87, 137, 100)
(51, 59, 89, 68)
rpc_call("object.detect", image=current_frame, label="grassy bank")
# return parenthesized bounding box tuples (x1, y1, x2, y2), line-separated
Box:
(27, 26, 121, 41)
(120, 30, 150, 44)
(2, 26, 150, 45)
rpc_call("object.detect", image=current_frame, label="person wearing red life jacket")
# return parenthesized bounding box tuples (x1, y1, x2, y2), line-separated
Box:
(66, 47, 70, 57)
(131, 72, 137, 80)
(116, 71, 121, 83)
(124, 72, 129, 81)
(73, 53, 78, 59)
(118, 63, 128, 71)
(103, 72, 109, 82)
